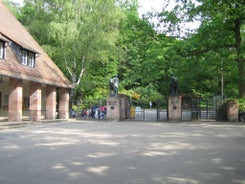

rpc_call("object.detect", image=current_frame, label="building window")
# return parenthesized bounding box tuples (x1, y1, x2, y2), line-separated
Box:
(21, 50, 28, 65)
(0, 92, 2, 108)
(23, 97, 29, 110)
(28, 52, 35, 67)
(0, 41, 5, 59)
(3, 95, 8, 109)
(21, 50, 35, 67)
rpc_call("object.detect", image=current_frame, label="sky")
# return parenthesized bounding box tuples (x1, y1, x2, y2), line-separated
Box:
(138, 0, 165, 16)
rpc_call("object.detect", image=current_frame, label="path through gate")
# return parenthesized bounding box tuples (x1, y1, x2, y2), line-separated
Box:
(128, 99, 168, 122)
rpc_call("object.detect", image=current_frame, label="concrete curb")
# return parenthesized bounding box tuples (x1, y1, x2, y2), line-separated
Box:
(0, 119, 69, 130)
(1, 118, 244, 130)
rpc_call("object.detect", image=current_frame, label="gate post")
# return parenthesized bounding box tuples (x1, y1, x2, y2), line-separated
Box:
(168, 96, 182, 122)
(106, 94, 130, 121)
(227, 100, 239, 122)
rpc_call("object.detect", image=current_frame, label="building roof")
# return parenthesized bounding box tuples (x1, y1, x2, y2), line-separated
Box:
(0, 1, 73, 88)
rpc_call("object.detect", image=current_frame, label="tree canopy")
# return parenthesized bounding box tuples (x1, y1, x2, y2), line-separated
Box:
(4, 0, 245, 107)
(157, 0, 245, 98)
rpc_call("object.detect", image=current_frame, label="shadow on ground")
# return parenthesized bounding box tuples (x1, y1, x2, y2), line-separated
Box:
(0, 121, 245, 184)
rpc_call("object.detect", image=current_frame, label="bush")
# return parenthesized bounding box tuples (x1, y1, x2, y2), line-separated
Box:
(238, 98, 245, 112)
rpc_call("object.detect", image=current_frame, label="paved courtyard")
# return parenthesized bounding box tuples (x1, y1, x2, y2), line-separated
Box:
(0, 121, 245, 184)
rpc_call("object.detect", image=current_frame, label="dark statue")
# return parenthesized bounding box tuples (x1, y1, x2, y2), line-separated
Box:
(109, 75, 119, 97)
(170, 76, 178, 96)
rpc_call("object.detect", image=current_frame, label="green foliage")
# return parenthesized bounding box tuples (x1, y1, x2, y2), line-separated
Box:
(3, 0, 22, 17)
(117, 5, 176, 99)
(157, 0, 245, 98)
(7, 0, 245, 104)
(238, 98, 245, 112)
(17, 0, 124, 105)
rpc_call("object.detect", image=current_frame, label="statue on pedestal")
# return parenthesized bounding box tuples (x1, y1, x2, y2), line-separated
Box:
(109, 75, 119, 97)
(170, 76, 178, 96)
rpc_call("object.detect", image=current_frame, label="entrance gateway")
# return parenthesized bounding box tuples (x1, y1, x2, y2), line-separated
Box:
(122, 98, 227, 122)
(105, 75, 228, 122)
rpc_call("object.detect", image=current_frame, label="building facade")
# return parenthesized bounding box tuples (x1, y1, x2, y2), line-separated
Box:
(0, 2, 73, 122)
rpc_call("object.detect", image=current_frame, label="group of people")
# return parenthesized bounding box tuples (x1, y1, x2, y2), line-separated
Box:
(90, 105, 107, 119)
(70, 105, 107, 120)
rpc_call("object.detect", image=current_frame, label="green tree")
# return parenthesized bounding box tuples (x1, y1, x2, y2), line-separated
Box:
(117, 2, 177, 101)
(3, 0, 22, 17)
(158, 0, 245, 98)
(18, 0, 123, 105)
(165, 33, 238, 98)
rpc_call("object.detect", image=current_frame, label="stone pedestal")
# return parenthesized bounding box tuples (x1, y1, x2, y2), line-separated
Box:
(227, 100, 239, 122)
(106, 94, 130, 121)
(106, 97, 121, 121)
(168, 96, 181, 122)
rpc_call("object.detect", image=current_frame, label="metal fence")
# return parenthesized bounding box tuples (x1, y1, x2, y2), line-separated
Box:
(181, 98, 227, 122)
(126, 98, 228, 122)
(129, 99, 168, 122)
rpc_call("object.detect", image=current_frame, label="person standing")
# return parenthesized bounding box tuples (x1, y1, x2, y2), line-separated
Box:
(149, 101, 152, 109)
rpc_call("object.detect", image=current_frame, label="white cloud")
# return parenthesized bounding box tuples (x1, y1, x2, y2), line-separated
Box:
(138, 0, 164, 16)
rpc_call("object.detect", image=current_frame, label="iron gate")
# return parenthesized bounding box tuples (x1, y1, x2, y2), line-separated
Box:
(127, 99, 168, 122)
(126, 98, 227, 122)
(181, 98, 227, 121)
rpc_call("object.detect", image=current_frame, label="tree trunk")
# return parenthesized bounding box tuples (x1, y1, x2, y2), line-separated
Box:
(238, 61, 245, 98)
(234, 18, 245, 98)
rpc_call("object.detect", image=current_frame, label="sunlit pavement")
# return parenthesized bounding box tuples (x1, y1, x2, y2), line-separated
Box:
(0, 121, 245, 184)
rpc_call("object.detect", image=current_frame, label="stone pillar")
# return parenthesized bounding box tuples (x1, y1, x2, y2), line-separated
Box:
(46, 85, 56, 120)
(106, 97, 121, 121)
(227, 100, 239, 122)
(119, 94, 130, 120)
(59, 88, 69, 119)
(9, 78, 23, 122)
(168, 96, 182, 122)
(30, 82, 42, 121)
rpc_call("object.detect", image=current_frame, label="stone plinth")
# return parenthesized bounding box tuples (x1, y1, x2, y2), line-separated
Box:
(227, 100, 239, 122)
(106, 97, 121, 121)
(106, 94, 130, 121)
(168, 96, 182, 122)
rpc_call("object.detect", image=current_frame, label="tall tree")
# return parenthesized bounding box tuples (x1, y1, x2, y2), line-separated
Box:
(19, 0, 123, 103)
(48, 0, 122, 86)
(158, 0, 245, 98)
(117, 2, 176, 101)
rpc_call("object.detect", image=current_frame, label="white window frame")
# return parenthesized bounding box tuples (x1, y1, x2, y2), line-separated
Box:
(0, 41, 4, 59)
(21, 50, 28, 65)
(28, 52, 35, 67)
(21, 50, 35, 68)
